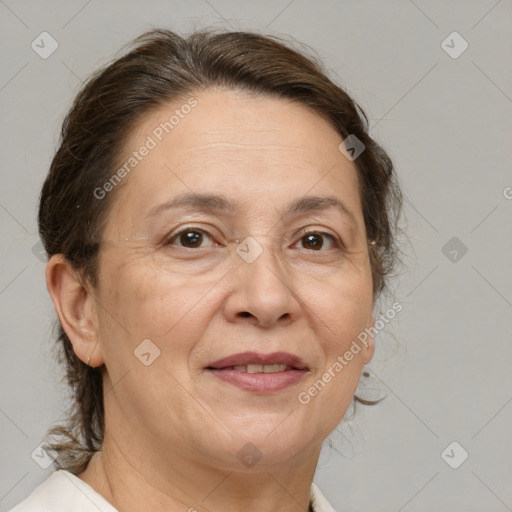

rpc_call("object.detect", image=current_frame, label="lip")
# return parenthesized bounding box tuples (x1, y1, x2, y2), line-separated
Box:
(207, 351, 308, 370)
(205, 351, 309, 393)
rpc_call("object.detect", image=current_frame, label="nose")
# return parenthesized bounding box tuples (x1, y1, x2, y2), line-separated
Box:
(223, 237, 301, 328)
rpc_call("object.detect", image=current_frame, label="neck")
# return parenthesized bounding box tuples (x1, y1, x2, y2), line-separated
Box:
(78, 430, 320, 512)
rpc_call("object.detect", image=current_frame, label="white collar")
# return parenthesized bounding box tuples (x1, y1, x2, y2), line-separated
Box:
(311, 481, 338, 512)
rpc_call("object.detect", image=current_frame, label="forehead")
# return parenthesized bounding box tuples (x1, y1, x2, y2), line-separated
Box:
(125, 88, 342, 159)
(104, 88, 364, 237)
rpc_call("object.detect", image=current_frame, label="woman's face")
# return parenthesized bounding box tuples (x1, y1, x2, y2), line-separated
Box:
(93, 88, 375, 469)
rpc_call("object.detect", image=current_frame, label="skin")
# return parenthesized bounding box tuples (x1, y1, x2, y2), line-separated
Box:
(46, 88, 375, 512)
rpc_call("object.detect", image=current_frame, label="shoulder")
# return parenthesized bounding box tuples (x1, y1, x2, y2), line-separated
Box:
(8, 470, 118, 512)
(311, 481, 338, 512)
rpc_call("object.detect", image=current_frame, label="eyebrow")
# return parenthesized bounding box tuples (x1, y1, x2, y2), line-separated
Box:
(144, 192, 357, 226)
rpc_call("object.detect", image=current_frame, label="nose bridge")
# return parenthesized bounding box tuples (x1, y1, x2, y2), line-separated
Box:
(235, 233, 286, 281)
(229, 233, 299, 325)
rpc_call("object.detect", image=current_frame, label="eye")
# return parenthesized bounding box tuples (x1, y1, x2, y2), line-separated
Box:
(165, 227, 340, 252)
(293, 230, 340, 251)
(165, 228, 216, 249)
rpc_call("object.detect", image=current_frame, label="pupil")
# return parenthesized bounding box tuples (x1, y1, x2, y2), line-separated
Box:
(304, 233, 322, 250)
(181, 231, 202, 247)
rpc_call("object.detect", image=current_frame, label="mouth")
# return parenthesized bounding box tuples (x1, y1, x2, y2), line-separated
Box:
(220, 363, 294, 373)
(205, 351, 309, 392)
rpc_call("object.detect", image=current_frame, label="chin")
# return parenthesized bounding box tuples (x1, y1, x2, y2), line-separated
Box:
(209, 439, 312, 470)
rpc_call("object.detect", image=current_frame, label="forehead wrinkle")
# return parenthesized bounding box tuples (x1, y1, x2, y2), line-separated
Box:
(169, 144, 332, 177)
(175, 141, 321, 157)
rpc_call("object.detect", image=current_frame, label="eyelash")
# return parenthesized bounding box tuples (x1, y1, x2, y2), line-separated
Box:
(164, 226, 343, 252)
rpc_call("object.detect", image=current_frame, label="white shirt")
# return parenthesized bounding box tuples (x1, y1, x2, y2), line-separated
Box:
(9, 469, 337, 512)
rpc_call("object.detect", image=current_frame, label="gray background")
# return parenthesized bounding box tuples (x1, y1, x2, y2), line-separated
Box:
(1, 1, 511, 511)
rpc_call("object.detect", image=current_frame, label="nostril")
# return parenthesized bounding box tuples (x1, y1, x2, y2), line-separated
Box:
(240, 312, 252, 317)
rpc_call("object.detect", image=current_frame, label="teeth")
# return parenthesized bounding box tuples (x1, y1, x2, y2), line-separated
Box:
(233, 364, 288, 373)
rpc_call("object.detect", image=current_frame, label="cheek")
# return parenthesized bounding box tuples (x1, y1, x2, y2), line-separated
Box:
(304, 270, 373, 343)
(105, 263, 211, 337)
(97, 266, 217, 430)
(98, 258, 227, 383)
(298, 288, 370, 437)
(299, 272, 372, 407)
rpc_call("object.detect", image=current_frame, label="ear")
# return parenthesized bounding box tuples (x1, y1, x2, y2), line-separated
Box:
(363, 310, 376, 365)
(45, 254, 104, 367)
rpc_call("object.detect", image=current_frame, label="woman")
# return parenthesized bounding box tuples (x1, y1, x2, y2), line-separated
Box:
(11, 28, 402, 512)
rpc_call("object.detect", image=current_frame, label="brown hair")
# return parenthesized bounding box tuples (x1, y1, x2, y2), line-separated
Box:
(38, 28, 402, 474)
